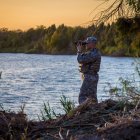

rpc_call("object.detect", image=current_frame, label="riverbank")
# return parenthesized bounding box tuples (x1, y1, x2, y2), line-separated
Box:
(1, 99, 140, 140)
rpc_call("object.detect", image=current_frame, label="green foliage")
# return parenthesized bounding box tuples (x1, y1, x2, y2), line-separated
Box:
(0, 103, 4, 111)
(60, 95, 75, 114)
(126, 0, 140, 14)
(49, 25, 70, 53)
(108, 60, 140, 105)
(40, 102, 56, 121)
(133, 59, 140, 76)
(0, 18, 139, 56)
(40, 95, 75, 121)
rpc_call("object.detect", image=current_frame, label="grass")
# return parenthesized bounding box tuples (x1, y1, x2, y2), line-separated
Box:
(107, 60, 140, 107)
(60, 95, 75, 114)
(40, 95, 75, 121)
(40, 102, 55, 121)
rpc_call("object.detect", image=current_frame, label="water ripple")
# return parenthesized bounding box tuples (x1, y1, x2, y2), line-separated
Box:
(0, 53, 138, 120)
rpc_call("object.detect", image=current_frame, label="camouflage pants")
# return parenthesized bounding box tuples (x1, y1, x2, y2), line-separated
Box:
(79, 74, 99, 104)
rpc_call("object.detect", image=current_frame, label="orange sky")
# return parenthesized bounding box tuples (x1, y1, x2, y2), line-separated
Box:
(0, 0, 111, 30)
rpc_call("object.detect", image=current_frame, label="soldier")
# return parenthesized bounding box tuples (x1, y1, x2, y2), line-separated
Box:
(76, 36, 101, 104)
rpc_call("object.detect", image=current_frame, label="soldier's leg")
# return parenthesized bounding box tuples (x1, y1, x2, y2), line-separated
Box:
(79, 74, 98, 104)
(89, 74, 98, 102)
(89, 80, 98, 102)
(78, 77, 89, 104)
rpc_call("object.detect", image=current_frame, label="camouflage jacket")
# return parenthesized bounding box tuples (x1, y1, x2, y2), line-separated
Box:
(77, 48, 101, 75)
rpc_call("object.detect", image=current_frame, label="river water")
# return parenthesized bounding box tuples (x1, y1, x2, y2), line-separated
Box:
(0, 53, 139, 120)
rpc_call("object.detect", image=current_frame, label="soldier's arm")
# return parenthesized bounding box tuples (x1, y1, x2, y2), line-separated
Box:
(77, 51, 98, 64)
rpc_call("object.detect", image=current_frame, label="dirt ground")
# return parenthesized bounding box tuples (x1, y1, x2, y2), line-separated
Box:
(1, 99, 140, 140)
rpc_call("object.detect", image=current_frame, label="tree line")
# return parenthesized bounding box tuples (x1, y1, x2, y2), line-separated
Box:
(0, 17, 139, 57)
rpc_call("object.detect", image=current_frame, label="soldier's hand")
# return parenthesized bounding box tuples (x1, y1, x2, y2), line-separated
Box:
(77, 44, 82, 52)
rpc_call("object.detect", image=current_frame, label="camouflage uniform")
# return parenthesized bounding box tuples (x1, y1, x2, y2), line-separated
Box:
(77, 48, 101, 104)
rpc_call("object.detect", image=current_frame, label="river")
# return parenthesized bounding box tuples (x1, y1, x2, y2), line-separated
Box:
(0, 53, 139, 120)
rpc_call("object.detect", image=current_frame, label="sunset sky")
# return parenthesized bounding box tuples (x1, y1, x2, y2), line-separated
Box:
(0, 0, 111, 30)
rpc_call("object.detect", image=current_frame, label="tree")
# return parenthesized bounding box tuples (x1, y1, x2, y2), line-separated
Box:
(47, 24, 71, 54)
(94, 0, 140, 26)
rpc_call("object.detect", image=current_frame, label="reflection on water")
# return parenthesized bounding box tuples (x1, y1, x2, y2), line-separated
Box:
(0, 53, 138, 119)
